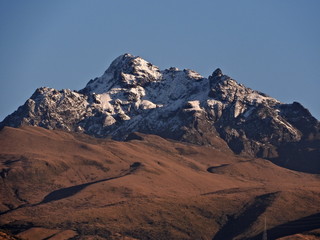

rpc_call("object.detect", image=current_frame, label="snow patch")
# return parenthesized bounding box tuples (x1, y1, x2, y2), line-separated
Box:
(103, 115, 116, 126)
(132, 57, 162, 80)
(185, 100, 202, 111)
(140, 100, 157, 110)
(185, 69, 203, 80)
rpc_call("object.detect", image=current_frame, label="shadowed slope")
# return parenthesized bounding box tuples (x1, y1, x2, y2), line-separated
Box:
(248, 213, 320, 240)
(213, 192, 278, 240)
(39, 162, 141, 205)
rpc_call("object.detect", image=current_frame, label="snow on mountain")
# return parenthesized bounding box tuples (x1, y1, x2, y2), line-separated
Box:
(1, 54, 319, 170)
(82, 53, 162, 94)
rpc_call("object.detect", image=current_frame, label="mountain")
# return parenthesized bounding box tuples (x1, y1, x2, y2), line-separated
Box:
(0, 126, 320, 240)
(0, 53, 319, 172)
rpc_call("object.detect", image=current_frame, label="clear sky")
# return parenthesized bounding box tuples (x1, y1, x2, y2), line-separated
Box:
(0, 0, 319, 121)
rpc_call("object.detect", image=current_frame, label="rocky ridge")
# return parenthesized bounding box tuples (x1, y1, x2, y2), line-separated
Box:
(1, 53, 319, 172)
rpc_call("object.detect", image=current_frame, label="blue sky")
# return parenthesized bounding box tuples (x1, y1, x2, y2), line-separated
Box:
(0, 0, 319, 121)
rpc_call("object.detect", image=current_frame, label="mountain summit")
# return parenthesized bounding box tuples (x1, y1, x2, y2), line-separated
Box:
(1, 54, 319, 172)
(82, 53, 162, 94)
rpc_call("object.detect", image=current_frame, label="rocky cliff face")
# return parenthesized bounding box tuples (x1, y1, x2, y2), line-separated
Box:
(1, 54, 319, 172)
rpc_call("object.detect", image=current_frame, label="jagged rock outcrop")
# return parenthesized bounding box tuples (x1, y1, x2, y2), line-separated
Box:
(1, 53, 319, 172)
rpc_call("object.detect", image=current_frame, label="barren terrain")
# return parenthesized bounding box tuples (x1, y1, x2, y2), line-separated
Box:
(0, 126, 319, 239)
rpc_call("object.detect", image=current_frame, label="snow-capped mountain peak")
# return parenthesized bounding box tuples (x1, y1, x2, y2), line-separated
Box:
(1, 54, 319, 166)
(82, 53, 162, 94)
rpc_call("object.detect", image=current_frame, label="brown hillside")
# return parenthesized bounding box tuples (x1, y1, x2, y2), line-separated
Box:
(0, 126, 319, 239)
